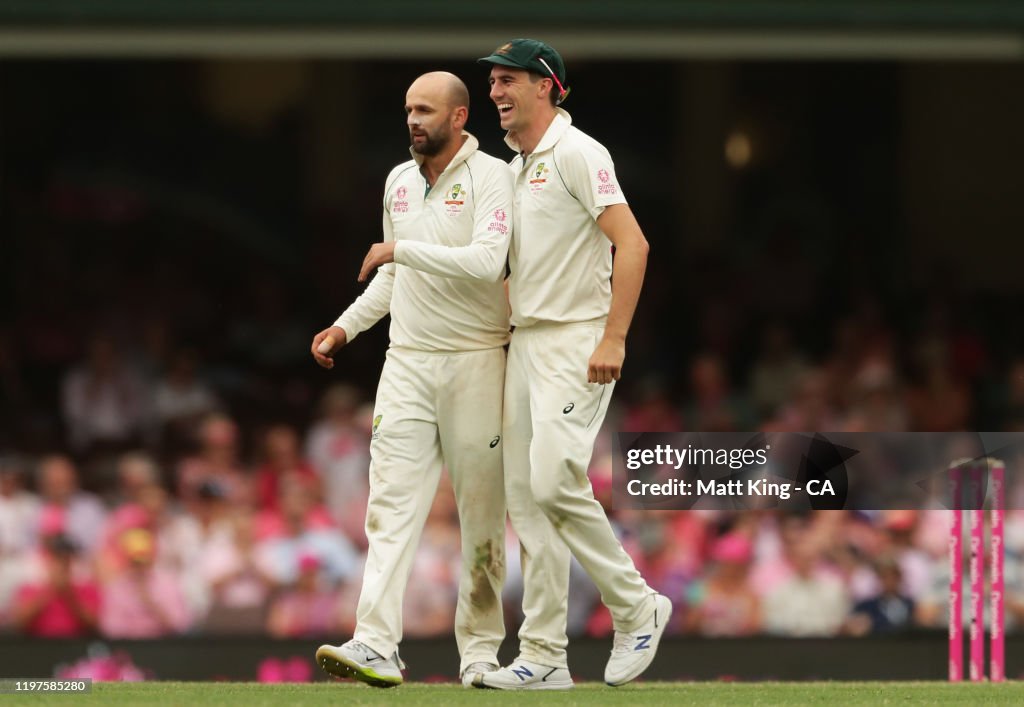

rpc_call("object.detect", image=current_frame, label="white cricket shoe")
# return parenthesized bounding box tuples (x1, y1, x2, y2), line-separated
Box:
(316, 640, 404, 688)
(460, 661, 498, 688)
(474, 658, 573, 690)
(604, 593, 673, 686)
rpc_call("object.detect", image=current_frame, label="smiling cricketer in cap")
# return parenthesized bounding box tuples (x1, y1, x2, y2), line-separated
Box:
(478, 39, 571, 139)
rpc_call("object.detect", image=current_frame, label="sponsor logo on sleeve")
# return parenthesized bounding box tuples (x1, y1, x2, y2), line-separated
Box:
(488, 207, 509, 234)
(393, 185, 409, 213)
(596, 168, 618, 195)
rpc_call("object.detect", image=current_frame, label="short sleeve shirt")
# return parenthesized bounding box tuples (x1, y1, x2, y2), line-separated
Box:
(506, 110, 627, 328)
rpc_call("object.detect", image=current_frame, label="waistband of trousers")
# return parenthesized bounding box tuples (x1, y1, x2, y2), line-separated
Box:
(511, 317, 607, 336)
(387, 344, 506, 357)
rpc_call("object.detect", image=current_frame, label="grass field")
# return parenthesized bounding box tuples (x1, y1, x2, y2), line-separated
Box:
(2, 681, 1022, 706)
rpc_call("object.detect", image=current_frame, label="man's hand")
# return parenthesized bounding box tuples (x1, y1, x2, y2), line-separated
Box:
(588, 336, 625, 384)
(358, 242, 397, 282)
(311, 326, 348, 370)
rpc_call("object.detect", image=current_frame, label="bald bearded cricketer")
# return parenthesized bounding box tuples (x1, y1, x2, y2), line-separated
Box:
(476, 40, 671, 690)
(312, 72, 512, 689)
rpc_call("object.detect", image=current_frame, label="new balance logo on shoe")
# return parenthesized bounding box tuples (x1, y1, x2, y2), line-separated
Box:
(635, 634, 652, 650)
(476, 659, 574, 690)
(511, 665, 534, 681)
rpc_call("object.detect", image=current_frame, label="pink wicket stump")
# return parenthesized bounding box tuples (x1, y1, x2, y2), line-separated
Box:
(991, 459, 1006, 682)
(949, 463, 963, 682)
(968, 464, 984, 682)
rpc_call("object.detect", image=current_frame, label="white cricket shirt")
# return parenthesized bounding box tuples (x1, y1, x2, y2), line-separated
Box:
(334, 132, 512, 352)
(505, 109, 628, 328)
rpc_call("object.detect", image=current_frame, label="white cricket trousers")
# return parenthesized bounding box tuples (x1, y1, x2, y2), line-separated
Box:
(504, 322, 654, 669)
(354, 345, 506, 672)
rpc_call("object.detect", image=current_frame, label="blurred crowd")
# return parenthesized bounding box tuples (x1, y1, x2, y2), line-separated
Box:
(3, 306, 1024, 642)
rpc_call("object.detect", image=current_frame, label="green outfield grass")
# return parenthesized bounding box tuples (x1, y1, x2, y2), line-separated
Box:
(2, 681, 1022, 706)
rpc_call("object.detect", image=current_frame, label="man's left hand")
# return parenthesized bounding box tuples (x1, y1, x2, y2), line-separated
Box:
(358, 242, 397, 282)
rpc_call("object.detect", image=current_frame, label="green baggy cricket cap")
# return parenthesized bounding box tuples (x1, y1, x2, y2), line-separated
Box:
(478, 38, 570, 104)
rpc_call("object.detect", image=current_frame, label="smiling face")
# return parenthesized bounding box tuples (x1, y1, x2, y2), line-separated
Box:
(488, 65, 551, 132)
(405, 74, 466, 157)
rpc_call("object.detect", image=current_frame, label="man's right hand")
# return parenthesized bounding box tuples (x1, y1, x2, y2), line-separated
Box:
(311, 326, 348, 370)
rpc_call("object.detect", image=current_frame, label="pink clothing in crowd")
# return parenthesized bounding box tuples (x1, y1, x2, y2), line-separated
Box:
(14, 581, 101, 637)
(99, 568, 192, 638)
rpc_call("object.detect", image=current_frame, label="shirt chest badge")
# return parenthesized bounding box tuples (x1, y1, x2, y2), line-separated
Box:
(444, 183, 467, 216)
(528, 162, 550, 194)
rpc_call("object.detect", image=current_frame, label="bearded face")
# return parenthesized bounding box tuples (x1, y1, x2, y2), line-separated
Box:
(409, 114, 454, 156)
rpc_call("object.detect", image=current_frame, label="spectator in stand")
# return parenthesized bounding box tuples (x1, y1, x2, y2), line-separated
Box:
(152, 347, 219, 452)
(99, 527, 192, 638)
(686, 532, 760, 637)
(200, 509, 274, 634)
(191, 479, 233, 542)
(762, 537, 849, 636)
(96, 501, 156, 583)
(11, 533, 100, 637)
(304, 384, 370, 533)
(844, 556, 915, 636)
(824, 517, 886, 604)
(255, 480, 356, 587)
(0, 456, 40, 567)
(254, 423, 319, 513)
(266, 553, 340, 638)
(176, 413, 251, 510)
(134, 480, 210, 619)
(35, 455, 106, 554)
(61, 334, 150, 455)
(9, 504, 97, 608)
(109, 452, 162, 508)
(877, 511, 932, 600)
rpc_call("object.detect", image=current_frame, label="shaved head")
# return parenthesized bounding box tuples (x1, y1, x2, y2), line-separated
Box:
(409, 71, 470, 111)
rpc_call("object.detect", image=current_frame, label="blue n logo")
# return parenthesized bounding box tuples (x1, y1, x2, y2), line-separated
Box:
(635, 634, 652, 650)
(511, 665, 535, 681)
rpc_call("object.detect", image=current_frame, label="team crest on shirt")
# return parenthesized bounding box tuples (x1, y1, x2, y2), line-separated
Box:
(371, 414, 383, 440)
(529, 162, 550, 193)
(596, 169, 618, 195)
(393, 185, 409, 213)
(444, 183, 466, 216)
